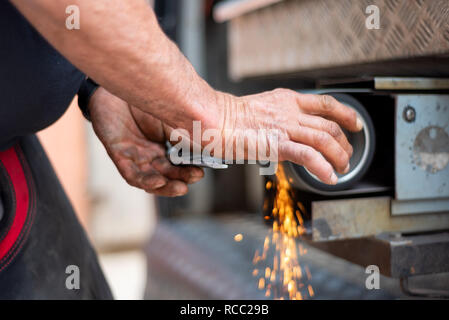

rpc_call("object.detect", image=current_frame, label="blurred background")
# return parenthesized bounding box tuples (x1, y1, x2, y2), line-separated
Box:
(37, 0, 449, 299)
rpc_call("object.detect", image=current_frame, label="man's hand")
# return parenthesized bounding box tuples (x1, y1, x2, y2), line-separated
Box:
(215, 89, 363, 185)
(13, 0, 362, 185)
(89, 87, 204, 197)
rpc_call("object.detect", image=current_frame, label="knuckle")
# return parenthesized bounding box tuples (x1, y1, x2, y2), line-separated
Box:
(274, 88, 295, 99)
(273, 88, 286, 95)
(299, 146, 314, 163)
(314, 131, 330, 147)
(339, 150, 350, 167)
(320, 95, 336, 111)
(326, 121, 342, 138)
(348, 144, 354, 158)
(348, 109, 357, 122)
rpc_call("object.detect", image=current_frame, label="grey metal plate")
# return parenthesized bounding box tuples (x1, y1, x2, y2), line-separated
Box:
(395, 95, 449, 201)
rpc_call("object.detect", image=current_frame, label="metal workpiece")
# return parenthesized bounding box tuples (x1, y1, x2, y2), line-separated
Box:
(311, 197, 449, 242)
(166, 143, 228, 169)
(394, 95, 449, 206)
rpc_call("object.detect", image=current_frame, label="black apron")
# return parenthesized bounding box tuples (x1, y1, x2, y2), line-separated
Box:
(0, 135, 112, 299)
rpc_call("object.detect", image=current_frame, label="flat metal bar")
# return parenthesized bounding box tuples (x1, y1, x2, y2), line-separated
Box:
(309, 232, 449, 277)
(213, 0, 282, 22)
(391, 198, 449, 216)
(312, 197, 449, 241)
(375, 77, 449, 90)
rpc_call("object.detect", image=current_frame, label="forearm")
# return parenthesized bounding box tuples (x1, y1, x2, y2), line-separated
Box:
(11, 0, 361, 182)
(11, 0, 221, 133)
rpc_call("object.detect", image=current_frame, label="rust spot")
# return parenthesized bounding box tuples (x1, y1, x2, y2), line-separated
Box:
(413, 126, 449, 173)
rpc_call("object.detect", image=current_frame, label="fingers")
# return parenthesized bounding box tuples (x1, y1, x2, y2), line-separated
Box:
(118, 159, 191, 196)
(296, 114, 353, 168)
(130, 106, 166, 143)
(151, 157, 204, 184)
(290, 126, 350, 174)
(148, 180, 189, 197)
(296, 93, 363, 132)
(115, 158, 166, 189)
(280, 141, 338, 185)
(297, 114, 352, 155)
(113, 142, 204, 196)
(145, 157, 203, 196)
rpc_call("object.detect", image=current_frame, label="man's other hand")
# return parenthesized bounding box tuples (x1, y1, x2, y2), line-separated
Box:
(89, 87, 204, 197)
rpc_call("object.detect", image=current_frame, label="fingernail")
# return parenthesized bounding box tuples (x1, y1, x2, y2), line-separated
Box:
(188, 169, 204, 183)
(151, 179, 166, 189)
(190, 169, 204, 178)
(189, 175, 203, 183)
(330, 172, 338, 185)
(343, 164, 350, 174)
(356, 117, 364, 131)
(176, 189, 187, 196)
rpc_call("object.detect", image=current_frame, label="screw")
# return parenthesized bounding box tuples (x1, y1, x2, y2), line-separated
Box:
(403, 106, 416, 123)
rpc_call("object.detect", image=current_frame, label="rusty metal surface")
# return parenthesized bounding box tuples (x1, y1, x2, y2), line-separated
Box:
(228, 0, 449, 79)
(312, 197, 449, 241)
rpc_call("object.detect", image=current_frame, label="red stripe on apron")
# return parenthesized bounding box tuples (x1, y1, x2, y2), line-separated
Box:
(0, 147, 30, 261)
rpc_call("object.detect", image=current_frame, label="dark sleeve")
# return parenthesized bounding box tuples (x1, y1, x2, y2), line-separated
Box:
(77, 78, 100, 121)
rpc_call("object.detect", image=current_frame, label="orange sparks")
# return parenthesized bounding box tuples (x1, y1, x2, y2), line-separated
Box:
(270, 271, 276, 282)
(265, 267, 271, 279)
(258, 278, 265, 290)
(253, 164, 314, 300)
(253, 250, 260, 264)
(305, 265, 312, 280)
(308, 285, 315, 297)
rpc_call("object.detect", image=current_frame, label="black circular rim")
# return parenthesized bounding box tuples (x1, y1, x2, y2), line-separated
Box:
(292, 93, 376, 192)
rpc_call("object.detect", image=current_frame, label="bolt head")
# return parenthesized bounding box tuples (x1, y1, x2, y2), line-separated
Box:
(403, 106, 416, 123)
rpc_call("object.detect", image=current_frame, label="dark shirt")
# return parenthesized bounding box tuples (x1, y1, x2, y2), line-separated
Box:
(0, 0, 85, 150)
